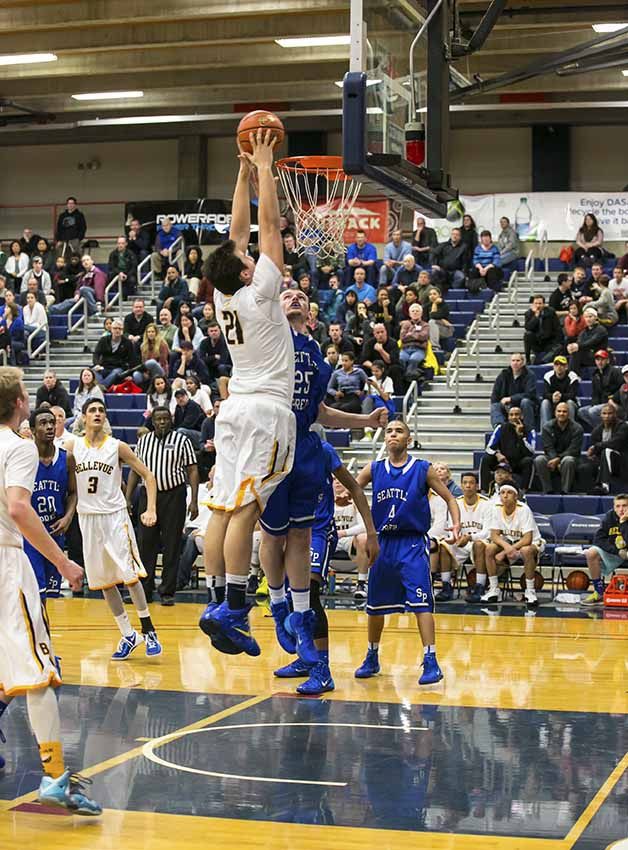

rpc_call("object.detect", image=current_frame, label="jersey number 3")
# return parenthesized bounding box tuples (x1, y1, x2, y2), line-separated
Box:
(87, 476, 98, 494)
(222, 310, 244, 345)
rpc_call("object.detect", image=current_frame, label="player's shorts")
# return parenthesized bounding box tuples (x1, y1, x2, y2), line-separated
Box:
(78, 508, 147, 591)
(366, 533, 434, 616)
(500, 538, 546, 564)
(0, 545, 61, 697)
(260, 432, 325, 534)
(439, 537, 487, 568)
(335, 535, 356, 557)
(588, 545, 624, 577)
(24, 535, 64, 599)
(310, 526, 338, 580)
(208, 394, 296, 513)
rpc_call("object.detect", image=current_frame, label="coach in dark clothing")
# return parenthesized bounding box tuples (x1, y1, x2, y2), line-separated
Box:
(567, 308, 608, 375)
(490, 352, 538, 433)
(35, 370, 72, 417)
(429, 227, 468, 290)
(585, 404, 628, 494)
(127, 407, 199, 605)
(523, 295, 562, 364)
(92, 317, 136, 387)
(173, 388, 205, 449)
(534, 402, 584, 494)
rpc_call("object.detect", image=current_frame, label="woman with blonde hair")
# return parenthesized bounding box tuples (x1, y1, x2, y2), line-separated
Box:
(132, 322, 169, 388)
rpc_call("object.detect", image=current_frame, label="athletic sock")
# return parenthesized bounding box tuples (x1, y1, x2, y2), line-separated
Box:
(476, 572, 487, 587)
(525, 578, 535, 592)
(114, 612, 133, 637)
(441, 571, 452, 585)
(488, 575, 499, 593)
(368, 641, 379, 651)
(226, 573, 247, 610)
(593, 577, 604, 595)
(290, 587, 310, 613)
(139, 614, 155, 635)
(39, 741, 64, 779)
(358, 573, 368, 583)
(424, 644, 436, 656)
(206, 575, 226, 604)
(268, 583, 286, 606)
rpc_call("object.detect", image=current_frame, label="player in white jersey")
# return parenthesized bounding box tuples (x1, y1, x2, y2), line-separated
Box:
(480, 481, 545, 608)
(66, 398, 162, 660)
(332, 477, 369, 599)
(201, 129, 296, 656)
(0, 367, 101, 814)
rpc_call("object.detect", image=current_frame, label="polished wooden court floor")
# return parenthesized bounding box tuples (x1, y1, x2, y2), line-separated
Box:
(0, 597, 626, 850)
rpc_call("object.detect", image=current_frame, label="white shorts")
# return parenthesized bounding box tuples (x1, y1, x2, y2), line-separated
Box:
(502, 539, 546, 563)
(440, 538, 487, 568)
(336, 536, 356, 557)
(208, 394, 296, 513)
(0, 546, 61, 696)
(78, 509, 147, 591)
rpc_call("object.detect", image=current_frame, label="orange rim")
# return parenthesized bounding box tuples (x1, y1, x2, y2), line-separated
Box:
(276, 155, 348, 181)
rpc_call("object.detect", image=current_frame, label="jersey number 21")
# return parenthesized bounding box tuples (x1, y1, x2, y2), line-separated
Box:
(222, 310, 244, 345)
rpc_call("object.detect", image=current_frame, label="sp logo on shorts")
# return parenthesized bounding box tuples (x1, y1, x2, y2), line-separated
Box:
(415, 586, 429, 603)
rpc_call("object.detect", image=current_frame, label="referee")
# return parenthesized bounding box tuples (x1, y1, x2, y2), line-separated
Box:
(126, 406, 199, 606)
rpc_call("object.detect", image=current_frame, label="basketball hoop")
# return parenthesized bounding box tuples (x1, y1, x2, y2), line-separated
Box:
(276, 156, 361, 260)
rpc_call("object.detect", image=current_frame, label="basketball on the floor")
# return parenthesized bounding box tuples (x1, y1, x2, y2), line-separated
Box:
(519, 571, 545, 591)
(467, 568, 477, 587)
(237, 110, 285, 153)
(566, 570, 590, 591)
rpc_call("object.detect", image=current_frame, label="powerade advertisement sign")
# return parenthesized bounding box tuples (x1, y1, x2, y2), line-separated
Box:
(124, 199, 259, 246)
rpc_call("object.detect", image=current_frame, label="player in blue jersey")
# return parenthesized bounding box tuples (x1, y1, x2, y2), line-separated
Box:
(274, 435, 377, 693)
(24, 407, 77, 603)
(354, 420, 461, 685)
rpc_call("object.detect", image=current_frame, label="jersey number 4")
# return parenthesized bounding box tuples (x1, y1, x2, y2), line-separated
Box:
(222, 310, 244, 345)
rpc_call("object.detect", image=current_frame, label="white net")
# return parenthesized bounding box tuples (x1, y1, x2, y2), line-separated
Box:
(276, 157, 361, 261)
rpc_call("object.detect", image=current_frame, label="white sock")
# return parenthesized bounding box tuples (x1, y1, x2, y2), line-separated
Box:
(136, 607, 149, 619)
(269, 584, 286, 605)
(114, 612, 133, 637)
(358, 573, 368, 582)
(488, 575, 499, 592)
(226, 572, 247, 587)
(441, 571, 452, 584)
(525, 578, 535, 592)
(476, 572, 487, 587)
(424, 644, 436, 655)
(205, 574, 226, 590)
(291, 588, 310, 612)
(27, 687, 61, 742)
(368, 641, 379, 651)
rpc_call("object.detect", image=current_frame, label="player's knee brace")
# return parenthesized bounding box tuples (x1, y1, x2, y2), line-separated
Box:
(310, 579, 328, 641)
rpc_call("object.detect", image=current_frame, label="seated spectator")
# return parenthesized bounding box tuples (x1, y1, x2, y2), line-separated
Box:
(282, 232, 305, 279)
(548, 273, 575, 318)
(297, 271, 319, 304)
(19, 277, 47, 309)
(172, 387, 205, 448)
(305, 302, 326, 346)
(609, 363, 628, 420)
(490, 352, 538, 434)
(571, 265, 591, 301)
(127, 217, 151, 261)
(609, 266, 628, 322)
(534, 402, 584, 494)
(199, 321, 231, 392)
(55, 196, 87, 258)
(320, 275, 344, 325)
(326, 350, 367, 413)
(429, 227, 468, 291)
(433, 461, 463, 497)
(315, 249, 344, 290)
(523, 294, 562, 364)
(20, 255, 53, 305)
(486, 461, 517, 504)
(394, 286, 418, 325)
(362, 359, 395, 418)
(345, 229, 378, 285)
(22, 290, 48, 349)
(172, 314, 204, 352)
(0, 275, 9, 306)
(197, 302, 216, 334)
(345, 267, 377, 305)
(151, 216, 182, 280)
(51, 405, 73, 448)
(585, 405, 628, 495)
(157, 265, 190, 318)
(0, 304, 24, 364)
(395, 254, 420, 289)
(582, 494, 628, 606)
(564, 300, 586, 345)
(575, 213, 604, 266)
(361, 322, 400, 377)
(183, 246, 203, 297)
(579, 350, 624, 430)
(71, 367, 104, 424)
(379, 229, 412, 286)
(35, 238, 56, 276)
(324, 343, 340, 370)
(468, 230, 503, 293)
(399, 303, 429, 379)
(52, 255, 78, 303)
(497, 216, 521, 271)
(423, 285, 453, 352)
(78, 254, 106, 305)
(108, 236, 138, 297)
(540, 355, 580, 429)
(19, 228, 40, 257)
(145, 374, 172, 420)
(618, 240, 628, 274)
(567, 309, 608, 374)
(372, 287, 395, 333)
(132, 323, 169, 388)
(92, 318, 135, 387)
(347, 301, 372, 351)
(460, 214, 479, 263)
(184, 373, 212, 413)
(123, 298, 154, 353)
(193, 272, 214, 319)
(35, 369, 72, 415)
(481, 406, 535, 493)
(323, 321, 354, 355)
(414, 269, 433, 303)
(159, 307, 177, 348)
(587, 274, 618, 326)
(411, 217, 437, 268)
(170, 340, 210, 387)
(4, 241, 29, 292)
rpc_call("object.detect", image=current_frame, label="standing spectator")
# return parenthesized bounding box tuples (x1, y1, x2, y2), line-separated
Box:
(379, 229, 412, 286)
(585, 405, 628, 494)
(4, 241, 29, 291)
(158, 307, 177, 348)
(540, 356, 580, 429)
(411, 217, 437, 268)
(183, 246, 203, 297)
(71, 368, 104, 424)
(123, 298, 154, 353)
(108, 236, 138, 297)
(346, 267, 377, 305)
(345, 229, 378, 285)
(587, 275, 618, 326)
(523, 294, 562, 364)
(127, 218, 151, 261)
(170, 340, 211, 387)
(133, 323, 169, 388)
(575, 213, 604, 266)
(564, 301, 586, 345)
(534, 402, 584, 494)
(395, 254, 420, 289)
(55, 196, 87, 258)
(92, 318, 135, 387)
(490, 352, 538, 434)
(460, 215, 479, 260)
(126, 407, 199, 606)
(423, 286, 453, 352)
(157, 265, 190, 318)
(480, 406, 535, 493)
(579, 351, 624, 430)
(468, 230, 503, 293)
(172, 388, 205, 448)
(429, 227, 468, 290)
(35, 369, 72, 416)
(326, 351, 367, 413)
(582, 494, 628, 606)
(151, 216, 182, 280)
(549, 273, 575, 318)
(567, 309, 608, 375)
(497, 216, 521, 271)
(399, 303, 429, 378)
(78, 255, 106, 305)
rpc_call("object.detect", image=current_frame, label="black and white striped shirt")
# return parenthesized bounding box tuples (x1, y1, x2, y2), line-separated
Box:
(136, 430, 196, 491)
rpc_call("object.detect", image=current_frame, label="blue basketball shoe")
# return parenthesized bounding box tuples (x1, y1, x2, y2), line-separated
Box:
(296, 661, 335, 695)
(38, 771, 102, 816)
(201, 601, 261, 657)
(354, 648, 380, 678)
(274, 658, 311, 678)
(270, 600, 296, 654)
(199, 602, 244, 655)
(419, 651, 443, 685)
(284, 610, 318, 665)
(111, 630, 143, 660)
(144, 631, 162, 657)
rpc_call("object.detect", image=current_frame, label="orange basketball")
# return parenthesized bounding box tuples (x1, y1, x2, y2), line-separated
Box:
(237, 110, 285, 153)
(566, 569, 590, 591)
(519, 570, 545, 591)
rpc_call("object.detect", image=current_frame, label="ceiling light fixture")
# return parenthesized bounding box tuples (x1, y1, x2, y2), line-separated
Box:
(334, 78, 381, 87)
(0, 52, 57, 66)
(622, 70, 628, 76)
(275, 35, 351, 48)
(77, 114, 209, 126)
(72, 91, 144, 101)
(592, 23, 628, 33)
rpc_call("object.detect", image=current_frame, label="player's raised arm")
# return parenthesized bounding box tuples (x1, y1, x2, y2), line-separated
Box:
(230, 149, 252, 254)
(427, 466, 461, 541)
(245, 129, 283, 272)
(118, 442, 157, 527)
(317, 400, 388, 432)
(333, 464, 378, 565)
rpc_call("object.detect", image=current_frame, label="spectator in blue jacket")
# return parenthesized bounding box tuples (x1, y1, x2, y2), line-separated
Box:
(320, 274, 344, 325)
(157, 265, 190, 319)
(151, 216, 182, 280)
(326, 350, 368, 413)
(345, 267, 377, 306)
(345, 230, 378, 286)
(468, 230, 503, 293)
(379, 229, 412, 286)
(490, 352, 538, 433)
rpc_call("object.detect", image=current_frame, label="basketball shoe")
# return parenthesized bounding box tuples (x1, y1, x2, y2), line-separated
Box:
(38, 771, 102, 816)
(270, 600, 297, 654)
(297, 660, 335, 695)
(354, 648, 380, 678)
(274, 658, 311, 678)
(202, 601, 261, 657)
(144, 631, 162, 656)
(111, 631, 143, 660)
(284, 610, 319, 665)
(419, 651, 443, 685)
(199, 603, 243, 654)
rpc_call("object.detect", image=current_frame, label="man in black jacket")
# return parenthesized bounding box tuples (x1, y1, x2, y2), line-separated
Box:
(173, 388, 205, 448)
(579, 350, 624, 430)
(480, 406, 535, 493)
(322, 322, 355, 355)
(567, 308, 608, 374)
(55, 196, 87, 258)
(169, 340, 211, 386)
(360, 322, 403, 390)
(585, 404, 628, 494)
(534, 402, 584, 493)
(582, 493, 628, 605)
(548, 273, 574, 318)
(35, 369, 72, 416)
(123, 298, 154, 351)
(199, 322, 231, 395)
(490, 352, 539, 433)
(540, 355, 580, 428)
(92, 318, 136, 387)
(429, 227, 468, 290)
(523, 294, 562, 364)
(109, 236, 138, 297)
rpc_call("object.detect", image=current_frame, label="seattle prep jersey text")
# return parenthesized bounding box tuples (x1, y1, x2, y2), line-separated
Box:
(214, 253, 294, 405)
(73, 436, 126, 514)
(371, 457, 432, 536)
(29, 448, 68, 532)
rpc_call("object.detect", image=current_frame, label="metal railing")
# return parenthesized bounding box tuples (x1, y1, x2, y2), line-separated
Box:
(445, 346, 462, 413)
(487, 291, 503, 353)
(506, 269, 520, 327)
(137, 254, 153, 300)
(26, 323, 50, 368)
(402, 379, 420, 448)
(368, 425, 384, 460)
(539, 227, 549, 277)
(168, 235, 184, 270)
(466, 316, 483, 381)
(67, 296, 91, 351)
(104, 273, 123, 316)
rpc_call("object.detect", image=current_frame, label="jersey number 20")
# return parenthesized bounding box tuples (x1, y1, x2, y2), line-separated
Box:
(222, 310, 244, 345)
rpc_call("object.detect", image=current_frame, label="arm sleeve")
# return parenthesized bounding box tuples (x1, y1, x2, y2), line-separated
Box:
(346, 244, 357, 261)
(6, 439, 38, 492)
(252, 253, 282, 302)
(365, 244, 377, 261)
(485, 425, 501, 454)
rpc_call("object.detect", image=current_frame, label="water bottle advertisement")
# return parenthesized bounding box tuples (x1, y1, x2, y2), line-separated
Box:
(416, 192, 628, 242)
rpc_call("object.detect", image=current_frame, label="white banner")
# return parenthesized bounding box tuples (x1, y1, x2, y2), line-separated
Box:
(415, 193, 628, 243)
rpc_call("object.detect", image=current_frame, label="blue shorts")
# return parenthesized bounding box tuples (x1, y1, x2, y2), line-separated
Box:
(589, 545, 625, 577)
(310, 525, 338, 580)
(366, 534, 434, 616)
(24, 536, 64, 599)
(260, 433, 327, 536)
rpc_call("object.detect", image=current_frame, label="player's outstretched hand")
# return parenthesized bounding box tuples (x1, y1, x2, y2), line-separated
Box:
(367, 407, 388, 430)
(447, 523, 461, 543)
(50, 514, 72, 536)
(246, 128, 278, 170)
(58, 558, 84, 592)
(141, 509, 157, 527)
(366, 531, 380, 565)
(236, 143, 253, 177)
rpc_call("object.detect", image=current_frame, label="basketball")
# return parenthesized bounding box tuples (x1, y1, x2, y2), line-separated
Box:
(237, 110, 285, 153)
(519, 571, 545, 591)
(566, 570, 590, 591)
